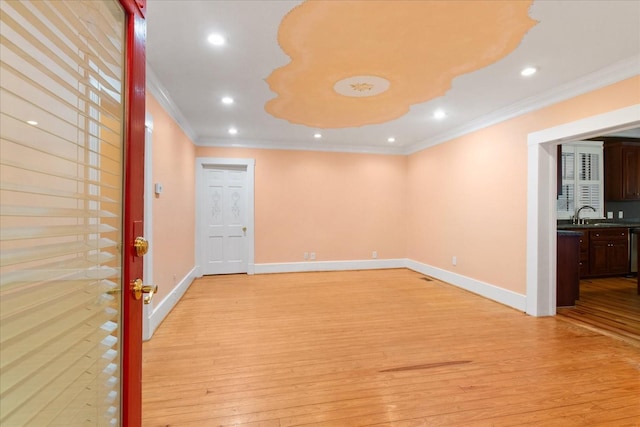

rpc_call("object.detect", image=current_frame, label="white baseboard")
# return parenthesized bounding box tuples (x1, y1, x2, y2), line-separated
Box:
(254, 258, 406, 274)
(143, 266, 197, 341)
(405, 259, 526, 312)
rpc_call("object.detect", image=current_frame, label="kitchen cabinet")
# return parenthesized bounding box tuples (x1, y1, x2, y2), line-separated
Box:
(604, 141, 640, 201)
(578, 232, 589, 277)
(557, 231, 581, 306)
(567, 227, 630, 278)
(588, 228, 629, 276)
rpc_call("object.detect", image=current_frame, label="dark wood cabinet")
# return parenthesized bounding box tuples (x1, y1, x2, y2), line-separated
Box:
(588, 229, 629, 276)
(604, 141, 640, 201)
(569, 227, 630, 278)
(622, 147, 640, 199)
(578, 232, 589, 277)
(557, 232, 581, 307)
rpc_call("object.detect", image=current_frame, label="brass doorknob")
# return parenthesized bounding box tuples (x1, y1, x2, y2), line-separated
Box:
(242, 226, 247, 232)
(134, 236, 149, 257)
(131, 278, 158, 304)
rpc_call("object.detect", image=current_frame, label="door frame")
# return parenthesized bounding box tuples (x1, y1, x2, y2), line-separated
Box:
(526, 104, 640, 316)
(143, 113, 154, 341)
(120, 0, 146, 424)
(195, 157, 256, 276)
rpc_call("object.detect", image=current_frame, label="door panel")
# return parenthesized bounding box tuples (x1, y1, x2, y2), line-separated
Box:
(1, 0, 146, 425)
(203, 166, 248, 275)
(589, 241, 609, 275)
(609, 241, 629, 274)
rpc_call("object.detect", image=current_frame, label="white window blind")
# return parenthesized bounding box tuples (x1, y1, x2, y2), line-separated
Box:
(0, 1, 125, 426)
(557, 142, 604, 220)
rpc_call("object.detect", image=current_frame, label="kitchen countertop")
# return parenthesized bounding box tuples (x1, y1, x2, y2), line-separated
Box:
(557, 230, 584, 236)
(558, 221, 640, 230)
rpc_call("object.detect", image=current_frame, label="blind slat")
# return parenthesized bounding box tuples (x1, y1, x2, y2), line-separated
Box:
(0, 182, 117, 203)
(0, 238, 117, 267)
(0, 156, 120, 188)
(1, 257, 117, 288)
(1, 223, 117, 241)
(0, 205, 117, 218)
(1, 279, 117, 323)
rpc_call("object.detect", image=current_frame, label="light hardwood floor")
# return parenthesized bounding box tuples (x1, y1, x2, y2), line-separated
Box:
(142, 269, 640, 426)
(557, 276, 640, 347)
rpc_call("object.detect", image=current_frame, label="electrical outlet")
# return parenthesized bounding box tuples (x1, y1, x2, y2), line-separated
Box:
(310, 252, 316, 260)
(304, 252, 309, 260)
(372, 251, 378, 259)
(618, 211, 624, 219)
(452, 256, 457, 266)
(607, 212, 613, 219)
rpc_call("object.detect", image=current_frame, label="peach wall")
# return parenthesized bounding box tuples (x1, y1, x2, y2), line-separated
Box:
(147, 74, 638, 302)
(195, 147, 407, 263)
(407, 76, 640, 295)
(146, 94, 196, 303)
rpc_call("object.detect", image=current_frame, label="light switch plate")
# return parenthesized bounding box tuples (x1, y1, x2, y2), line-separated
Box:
(607, 211, 613, 219)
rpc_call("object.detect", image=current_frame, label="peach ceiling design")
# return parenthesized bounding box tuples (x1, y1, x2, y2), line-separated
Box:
(265, 0, 537, 129)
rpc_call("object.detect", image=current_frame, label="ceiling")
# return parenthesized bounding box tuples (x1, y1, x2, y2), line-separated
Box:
(145, 0, 640, 154)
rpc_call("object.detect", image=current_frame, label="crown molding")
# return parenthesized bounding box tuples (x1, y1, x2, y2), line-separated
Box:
(402, 55, 640, 155)
(196, 138, 404, 156)
(146, 65, 198, 142)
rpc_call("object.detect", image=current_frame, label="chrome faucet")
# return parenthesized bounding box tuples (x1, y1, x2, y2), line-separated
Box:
(572, 205, 596, 224)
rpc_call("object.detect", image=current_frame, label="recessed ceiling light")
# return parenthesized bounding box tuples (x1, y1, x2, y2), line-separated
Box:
(228, 127, 238, 135)
(387, 137, 395, 143)
(208, 33, 225, 46)
(221, 96, 234, 105)
(313, 133, 322, 139)
(433, 110, 446, 120)
(26, 120, 38, 126)
(521, 67, 537, 77)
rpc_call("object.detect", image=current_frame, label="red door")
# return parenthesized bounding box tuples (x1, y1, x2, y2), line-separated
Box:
(121, 0, 146, 425)
(0, 1, 146, 425)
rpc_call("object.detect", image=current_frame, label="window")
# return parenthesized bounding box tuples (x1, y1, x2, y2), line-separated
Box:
(557, 141, 604, 220)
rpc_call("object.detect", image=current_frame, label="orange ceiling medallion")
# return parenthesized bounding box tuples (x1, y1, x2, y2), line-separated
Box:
(265, 0, 536, 129)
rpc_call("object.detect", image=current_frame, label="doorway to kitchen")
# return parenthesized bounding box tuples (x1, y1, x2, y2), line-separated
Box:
(526, 104, 640, 317)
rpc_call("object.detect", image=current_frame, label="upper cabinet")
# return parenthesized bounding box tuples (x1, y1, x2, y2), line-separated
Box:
(604, 141, 640, 201)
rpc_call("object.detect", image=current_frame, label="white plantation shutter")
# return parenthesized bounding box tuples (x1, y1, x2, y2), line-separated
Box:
(576, 147, 603, 216)
(0, 1, 125, 426)
(557, 150, 575, 216)
(557, 142, 603, 220)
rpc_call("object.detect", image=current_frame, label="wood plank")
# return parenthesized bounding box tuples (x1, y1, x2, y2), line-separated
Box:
(557, 276, 640, 347)
(142, 269, 640, 426)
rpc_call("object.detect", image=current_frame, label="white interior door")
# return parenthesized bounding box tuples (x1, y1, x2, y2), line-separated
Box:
(202, 165, 248, 275)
